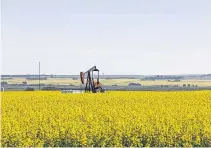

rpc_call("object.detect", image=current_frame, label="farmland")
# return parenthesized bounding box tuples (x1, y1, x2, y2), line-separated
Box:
(2, 77, 211, 86)
(1, 91, 211, 147)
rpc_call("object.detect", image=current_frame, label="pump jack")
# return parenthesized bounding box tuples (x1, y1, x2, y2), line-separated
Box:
(80, 66, 105, 93)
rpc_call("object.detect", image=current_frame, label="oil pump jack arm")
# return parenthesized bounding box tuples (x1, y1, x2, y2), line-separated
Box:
(80, 66, 97, 84)
(84, 66, 97, 75)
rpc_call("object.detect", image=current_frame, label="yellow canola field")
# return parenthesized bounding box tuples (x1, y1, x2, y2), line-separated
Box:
(1, 91, 211, 147)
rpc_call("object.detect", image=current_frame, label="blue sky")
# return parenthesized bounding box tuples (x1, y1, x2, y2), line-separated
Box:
(1, 0, 211, 75)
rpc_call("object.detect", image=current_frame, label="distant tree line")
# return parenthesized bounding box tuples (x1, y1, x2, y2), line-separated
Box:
(142, 75, 184, 80)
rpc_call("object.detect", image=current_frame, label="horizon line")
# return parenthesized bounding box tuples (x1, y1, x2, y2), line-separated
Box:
(1, 73, 210, 76)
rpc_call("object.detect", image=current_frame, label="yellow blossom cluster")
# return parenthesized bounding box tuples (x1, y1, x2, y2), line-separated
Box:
(1, 91, 211, 147)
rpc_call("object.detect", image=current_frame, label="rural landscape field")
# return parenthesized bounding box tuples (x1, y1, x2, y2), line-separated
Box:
(3, 77, 211, 86)
(2, 0, 211, 147)
(1, 91, 211, 147)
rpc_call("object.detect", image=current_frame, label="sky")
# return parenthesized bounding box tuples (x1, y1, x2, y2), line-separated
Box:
(1, 0, 211, 75)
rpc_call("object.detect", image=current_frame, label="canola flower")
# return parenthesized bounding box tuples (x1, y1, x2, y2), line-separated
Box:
(1, 91, 211, 147)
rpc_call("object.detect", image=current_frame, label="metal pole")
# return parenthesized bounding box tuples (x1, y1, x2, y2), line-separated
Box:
(39, 62, 40, 90)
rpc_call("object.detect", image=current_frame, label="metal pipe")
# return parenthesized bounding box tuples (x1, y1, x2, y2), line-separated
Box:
(39, 62, 40, 90)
